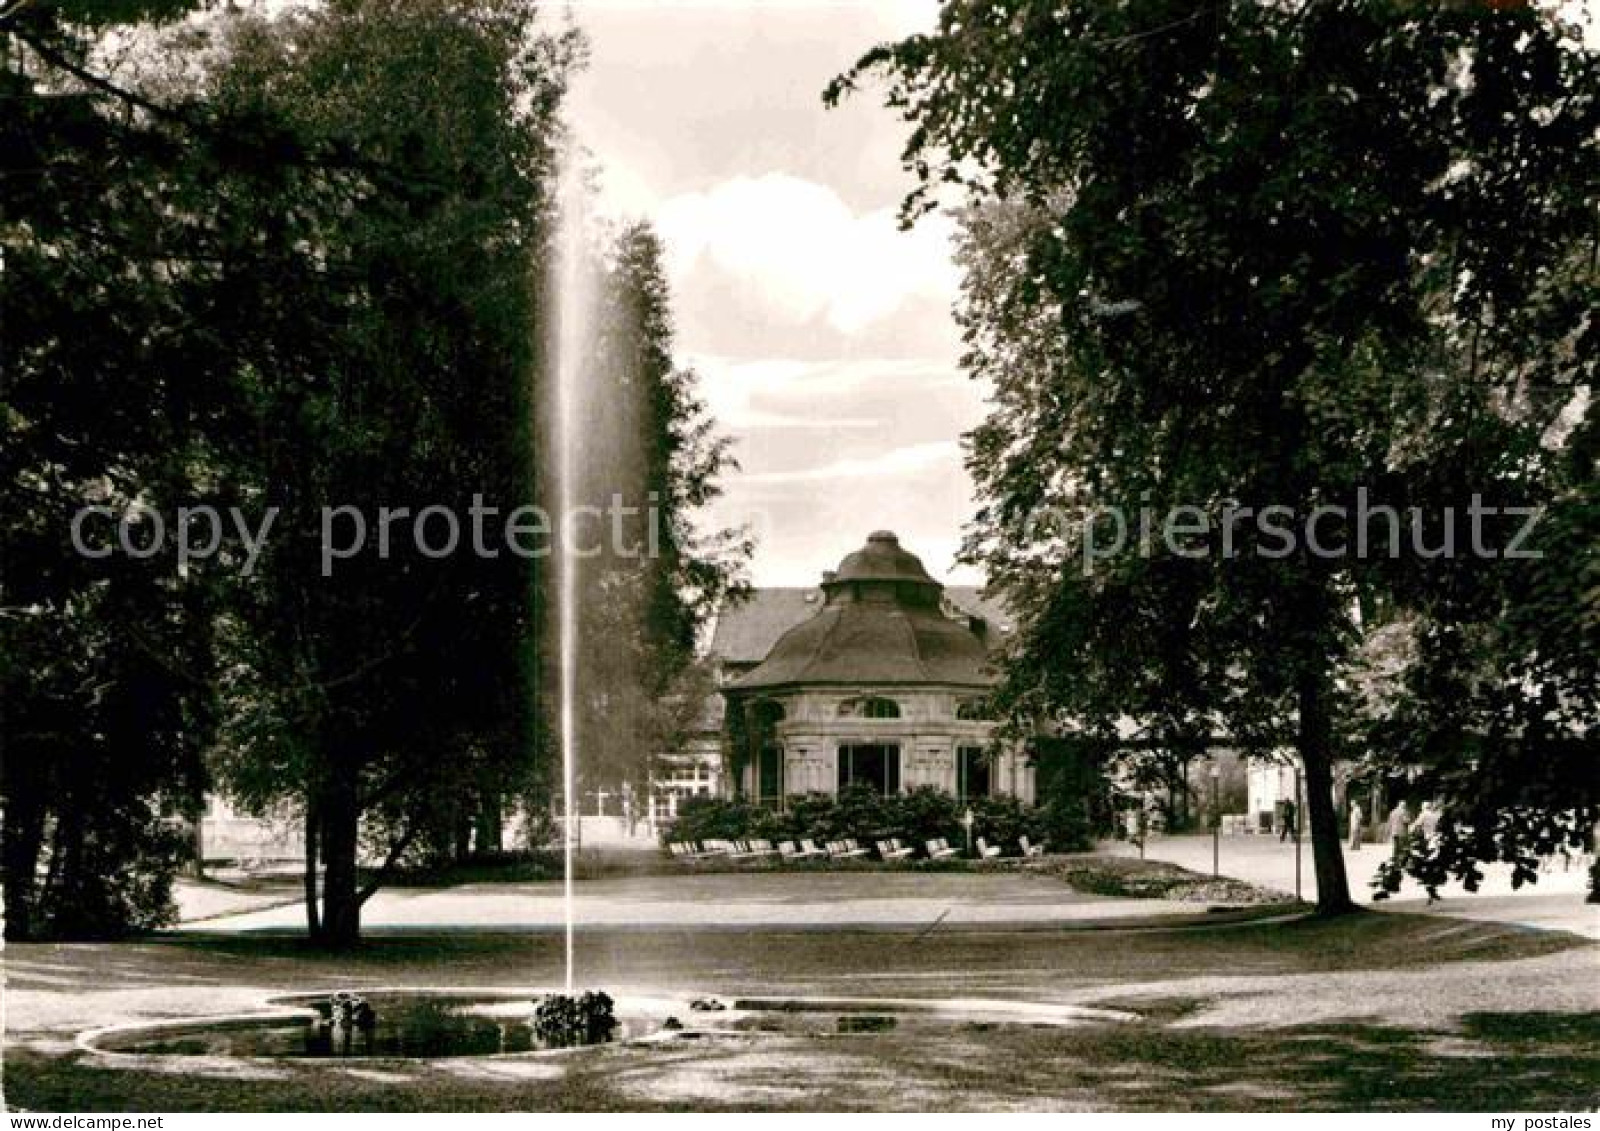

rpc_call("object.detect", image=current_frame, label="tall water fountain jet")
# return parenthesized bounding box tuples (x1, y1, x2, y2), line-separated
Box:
(542, 151, 679, 1028)
(550, 157, 598, 996)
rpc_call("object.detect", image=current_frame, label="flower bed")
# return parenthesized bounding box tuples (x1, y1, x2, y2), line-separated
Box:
(1034, 855, 1290, 904)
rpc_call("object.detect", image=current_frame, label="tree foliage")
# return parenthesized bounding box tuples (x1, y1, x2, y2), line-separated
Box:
(4, 0, 581, 943)
(831, 0, 1597, 910)
(4, 0, 741, 943)
(194, 0, 580, 945)
(3, 0, 232, 939)
(564, 221, 748, 798)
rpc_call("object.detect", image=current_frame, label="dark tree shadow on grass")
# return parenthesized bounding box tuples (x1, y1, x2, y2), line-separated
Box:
(846, 1010, 1600, 1111)
(6, 1011, 1596, 1111)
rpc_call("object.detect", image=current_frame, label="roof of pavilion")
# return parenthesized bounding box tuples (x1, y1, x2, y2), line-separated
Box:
(711, 532, 1016, 694)
(709, 584, 1013, 667)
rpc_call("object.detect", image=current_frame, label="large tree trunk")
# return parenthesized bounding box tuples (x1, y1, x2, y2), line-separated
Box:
(475, 795, 503, 856)
(190, 816, 206, 879)
(50, 805, 81, 898)
(2, 792, 47, 941)
(1588, 821, 1599, 905)
(315, 773, 362, 948)
(303, 800, 321, 938)
(1298, 668, 1355, 915)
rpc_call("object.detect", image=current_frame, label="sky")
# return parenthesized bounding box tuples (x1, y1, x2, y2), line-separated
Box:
(566, 1, 1600, 589)
(563, 0, 987, 586)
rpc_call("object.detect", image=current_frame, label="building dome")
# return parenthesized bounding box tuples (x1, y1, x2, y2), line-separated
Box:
(729, 532, 994, 692)
(830, 531, 939, 588)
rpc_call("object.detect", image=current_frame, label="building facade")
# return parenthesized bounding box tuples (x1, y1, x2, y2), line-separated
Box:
(713, 531, 1033, 806)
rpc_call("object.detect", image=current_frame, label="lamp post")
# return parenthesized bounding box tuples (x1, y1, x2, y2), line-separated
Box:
(962, 807, 975, 856)
(1210, 763, 1221, 879)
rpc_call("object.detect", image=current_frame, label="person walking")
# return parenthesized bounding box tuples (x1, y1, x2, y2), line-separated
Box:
(1387, 800, 1412, 860)
(1279, 798, 1297, 843)
(1410, 800, 1441, 845)
(1348, 800, 1365, 851)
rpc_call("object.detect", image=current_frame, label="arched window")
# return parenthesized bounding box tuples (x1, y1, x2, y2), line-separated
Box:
(956, 698, 992, 721)
(839, 696, 900, 719)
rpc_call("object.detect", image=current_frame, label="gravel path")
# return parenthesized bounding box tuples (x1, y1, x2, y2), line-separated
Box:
(182, 870, 1211, 932)
(1110, 834, 1599, 938)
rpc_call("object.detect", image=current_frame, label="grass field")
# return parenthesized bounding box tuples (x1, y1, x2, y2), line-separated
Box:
(6, 906, 1597, 1111)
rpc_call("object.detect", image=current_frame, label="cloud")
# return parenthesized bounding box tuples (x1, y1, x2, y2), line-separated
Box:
(657, 173, 959, 336)
(681, 356, 985, 587)
(561, 4, 982, 586)
(588, 150, 659, 220)
(739, 440, 960, 485)
(698, 435, 983, 587)
(689, 355, 978, 431)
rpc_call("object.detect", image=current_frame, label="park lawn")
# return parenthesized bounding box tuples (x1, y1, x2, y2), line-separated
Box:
(12, 908, 1600, 1113)
(167, 853, 1282, 933)
(8, 908, 1583, 1010)
(8, 1007, 1598, 1111)
(5, 911, 1595, 1111)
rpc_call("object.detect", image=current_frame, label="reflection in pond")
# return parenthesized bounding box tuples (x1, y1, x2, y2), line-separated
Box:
(105, 995, 630, 1059)
(92, 993, 1131, 1061)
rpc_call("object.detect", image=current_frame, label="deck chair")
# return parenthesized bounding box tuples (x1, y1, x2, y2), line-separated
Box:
(976, 837, 1003, 859)
(1019, 836, 1045, 858)
(747, 838, 780, 857)
(799, 838, 828, 858)
(829, 839, 869, 859)
(668, 841, 701, 861)
(876, 839, 914, 861)
(925, 837, 959, 859)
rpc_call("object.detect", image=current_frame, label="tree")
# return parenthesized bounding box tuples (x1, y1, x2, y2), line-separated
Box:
(1361, 254, 1598, 899)
(830, 0, 1596, 913)
(2, 0, 234, 939)
(563, 221, 747, 798)
(197, 0, 580, 945)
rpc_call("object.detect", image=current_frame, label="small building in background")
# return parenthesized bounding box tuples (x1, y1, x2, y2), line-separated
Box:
(711, 531, 1033, 806)
(648, 691, 726, 814)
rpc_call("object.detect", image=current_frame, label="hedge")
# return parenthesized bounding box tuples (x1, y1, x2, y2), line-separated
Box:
(665, 784, 1091, 857)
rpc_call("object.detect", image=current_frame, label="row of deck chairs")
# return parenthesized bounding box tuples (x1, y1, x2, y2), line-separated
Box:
(977, 835, 1048, 860)
(668, 834, 1050, 863)
(667, 838, 781, 860)
(668, 837, 874, 861)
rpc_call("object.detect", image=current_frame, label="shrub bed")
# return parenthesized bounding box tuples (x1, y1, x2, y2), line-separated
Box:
(665, 784, 1091, 858)
(1037, 855, 1290, 904)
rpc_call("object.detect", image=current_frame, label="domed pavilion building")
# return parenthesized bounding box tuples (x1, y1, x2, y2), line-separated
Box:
(715, 531, 1033, 806)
